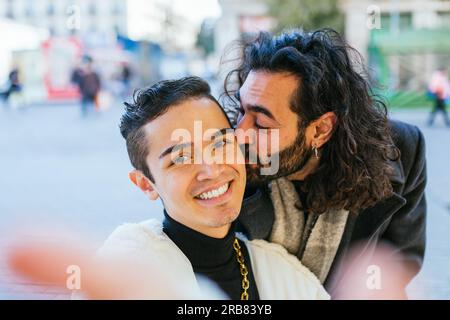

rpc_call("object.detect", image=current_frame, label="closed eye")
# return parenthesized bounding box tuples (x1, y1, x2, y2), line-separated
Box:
(255, 123, 269, 130)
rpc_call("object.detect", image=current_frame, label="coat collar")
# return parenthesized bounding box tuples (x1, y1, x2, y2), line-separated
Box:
(389, 157, 406, 186)
(348, 155, 407, 242)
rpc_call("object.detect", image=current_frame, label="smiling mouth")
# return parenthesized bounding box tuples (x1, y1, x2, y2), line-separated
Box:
(195, 182, 231, 200)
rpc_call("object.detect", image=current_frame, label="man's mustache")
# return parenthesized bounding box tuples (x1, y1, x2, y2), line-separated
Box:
(239, 143, 273, 166)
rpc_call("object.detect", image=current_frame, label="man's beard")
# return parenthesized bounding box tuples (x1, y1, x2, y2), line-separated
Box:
(244, 126, 312, 186)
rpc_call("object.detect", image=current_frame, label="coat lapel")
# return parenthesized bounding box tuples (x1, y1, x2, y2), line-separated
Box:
(350, 192, 406, 243)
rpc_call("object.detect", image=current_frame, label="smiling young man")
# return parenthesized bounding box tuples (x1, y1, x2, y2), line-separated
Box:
(99, 76, 329, 300)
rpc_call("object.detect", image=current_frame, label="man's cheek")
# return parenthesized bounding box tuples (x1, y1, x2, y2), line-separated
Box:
(279, 130, 294, 150)
(258, 130, 280, 164)
(256, 134, 268, 155)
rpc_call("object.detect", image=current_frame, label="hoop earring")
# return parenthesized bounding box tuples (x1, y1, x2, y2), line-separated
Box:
(312, 144, 319, 159)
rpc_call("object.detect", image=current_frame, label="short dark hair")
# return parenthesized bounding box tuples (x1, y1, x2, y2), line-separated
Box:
(119, 76, 223, 182)
(224, 29, 399, 214)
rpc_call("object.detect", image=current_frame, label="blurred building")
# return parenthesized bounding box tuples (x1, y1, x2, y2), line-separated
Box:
(215, 0, 272, 59)
(342, 0, 450, 106)
(342, 0, 450, 59)
(0, 19, 49, 103)
(128, 0, 204, 52)
(0, 0, 127, 39)
(214, 0, 450, 107)
(214, 0, 274, 85)
(0, 0, 129, 103)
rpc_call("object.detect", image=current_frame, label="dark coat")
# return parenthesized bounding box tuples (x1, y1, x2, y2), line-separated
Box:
(237, 119, 427, 297)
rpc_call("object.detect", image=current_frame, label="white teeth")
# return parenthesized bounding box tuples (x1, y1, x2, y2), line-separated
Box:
(197, 183, 229, 200)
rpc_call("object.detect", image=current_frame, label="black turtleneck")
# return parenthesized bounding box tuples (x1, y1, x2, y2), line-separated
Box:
(162, 210, 259, 300)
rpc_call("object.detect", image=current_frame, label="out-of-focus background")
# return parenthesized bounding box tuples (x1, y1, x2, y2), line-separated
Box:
(0, 0, 449, 300)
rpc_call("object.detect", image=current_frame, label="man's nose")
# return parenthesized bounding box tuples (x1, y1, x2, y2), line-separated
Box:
(196, 163, 225, 181)
(235, 116, 255, 145)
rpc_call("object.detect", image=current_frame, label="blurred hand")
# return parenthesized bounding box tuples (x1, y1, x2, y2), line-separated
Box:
(7, 239, 187, 299)
(7, 234, 418, 300)
(332, 242, 418, 299)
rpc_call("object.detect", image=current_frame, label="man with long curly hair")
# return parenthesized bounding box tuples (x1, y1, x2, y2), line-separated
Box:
(223, 29, 426, 298)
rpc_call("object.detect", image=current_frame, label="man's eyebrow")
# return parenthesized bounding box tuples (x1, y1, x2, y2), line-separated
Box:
(248, 105, 277, 121)
(159, 142, 193, 159)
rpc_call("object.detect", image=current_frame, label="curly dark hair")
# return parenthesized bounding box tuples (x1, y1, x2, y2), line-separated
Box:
(223, 28, 399, 215)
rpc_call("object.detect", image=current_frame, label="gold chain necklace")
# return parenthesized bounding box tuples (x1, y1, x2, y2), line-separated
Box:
(232, 237, 250, 300)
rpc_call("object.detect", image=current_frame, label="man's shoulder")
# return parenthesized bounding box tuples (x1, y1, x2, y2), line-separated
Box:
(388, 119, 426, 178)
(389, 119, 423, 149)
(104, 219, 165, 242)
(98, 219, 174, 257)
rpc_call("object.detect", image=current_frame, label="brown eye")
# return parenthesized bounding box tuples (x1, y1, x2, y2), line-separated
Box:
(172, 154, 191, 165)
(213, 140, 226, 149)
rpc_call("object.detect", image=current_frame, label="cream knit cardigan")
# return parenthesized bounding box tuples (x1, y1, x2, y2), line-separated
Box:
(88, 219, 330, 300)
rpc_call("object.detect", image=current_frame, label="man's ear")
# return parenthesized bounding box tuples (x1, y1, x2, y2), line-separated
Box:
(129, 170, 159, 201)
(312, 111, 337, 148)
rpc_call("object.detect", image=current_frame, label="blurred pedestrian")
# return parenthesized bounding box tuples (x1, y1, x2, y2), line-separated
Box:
(428, 67, 450, 127)
(1, 67, 22, 106)
(120, 63, 132, 97)
(71, 56, 101, 117)
(70, 64, 83, 89)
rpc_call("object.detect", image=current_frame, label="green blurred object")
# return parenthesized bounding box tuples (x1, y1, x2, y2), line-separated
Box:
(383, 90, 434, 110)
(369, 28, 450, 109)
(264, 0, 344, 34)
(196, 20, 215, 57)
(370, 28, 450, 55)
